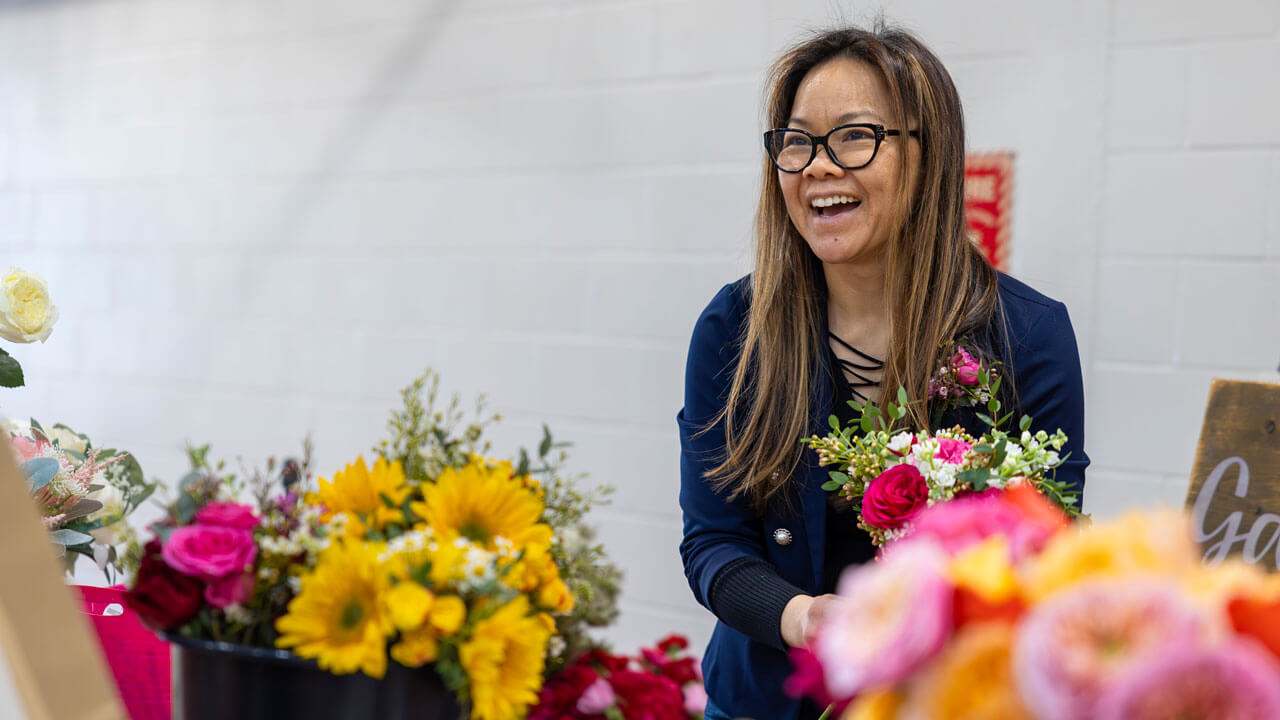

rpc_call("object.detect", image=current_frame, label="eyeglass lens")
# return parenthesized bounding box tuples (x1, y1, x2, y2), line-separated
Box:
(767, 126, 879, 172)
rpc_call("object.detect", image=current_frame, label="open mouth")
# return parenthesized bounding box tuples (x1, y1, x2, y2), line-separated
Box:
(811, 195, 861, 218)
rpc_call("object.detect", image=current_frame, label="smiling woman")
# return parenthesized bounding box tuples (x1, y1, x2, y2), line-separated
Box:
(677, 23, 1090, 720)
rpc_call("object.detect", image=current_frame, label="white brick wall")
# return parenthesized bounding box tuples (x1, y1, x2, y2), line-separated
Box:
(1, 2, 1278, 698)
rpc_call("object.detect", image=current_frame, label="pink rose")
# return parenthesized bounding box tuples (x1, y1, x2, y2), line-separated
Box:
(195, 501, 260, 531)
(862, 464, 929, 530)
(204, 572, 253, 609)
(575, 676, 616, 714)
(935, 437, 971, 465)
(952, 347, 980, 385)
(162, 525, 257, 581)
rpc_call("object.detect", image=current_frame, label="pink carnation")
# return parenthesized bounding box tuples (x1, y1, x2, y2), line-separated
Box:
(162, 525, 257, 581)
(195, 501, 260, 531)
(815, 542, 952, 702)
(575, 676, 616, 714)
(1096, 639, 1280, 720)
(935, 437, 971, 465)
(952, 347, 980, 385)
(1014, 580, 1209, 720)
(204, 572, 253, 609)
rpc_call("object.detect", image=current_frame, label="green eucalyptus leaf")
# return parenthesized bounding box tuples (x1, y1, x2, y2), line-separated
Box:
(50, 529, 94, 546)
(22, 457, 60, 491)
(897, 387, 909, 406)
(175, 493, 198, 524)
(178, 470, 203, 492)
(1019, 415, 1033, 432)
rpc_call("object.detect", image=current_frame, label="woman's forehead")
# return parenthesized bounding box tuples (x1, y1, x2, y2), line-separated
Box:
(788, 57, 894, 127)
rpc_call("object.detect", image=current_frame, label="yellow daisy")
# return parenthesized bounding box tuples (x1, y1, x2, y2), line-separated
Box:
(412, 458, 552, 551)
(312, 456, 410, 535)
(459, 596, 550, 720)
(391, 625, 441, 668)
(276, 539, 392, 678)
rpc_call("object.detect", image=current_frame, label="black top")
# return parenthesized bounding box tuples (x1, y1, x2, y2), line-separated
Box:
(821, 345, 878, 594)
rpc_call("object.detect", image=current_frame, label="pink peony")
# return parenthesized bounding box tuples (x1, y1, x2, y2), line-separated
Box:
(935, 437, 971, 465)
(952, 347, 980, 385)
(575, 676, 616, 714)
(1014, 580, 1209, 720)
(1096, 639, 1280, 720)
(892, 488, 1060, 562)
(195, 501, 260, 531)
(162, 525, 257, 581)
(862, 464, 929, 530)
(815, 542, 952, 702)
(204, 571, 253, 609)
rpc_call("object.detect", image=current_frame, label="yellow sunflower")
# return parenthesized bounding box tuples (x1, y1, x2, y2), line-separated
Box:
(312, 456, 410, 535)
(459, 596, 551, 720)
(412, 457, 552, 551)
(275, 539, 392, 678)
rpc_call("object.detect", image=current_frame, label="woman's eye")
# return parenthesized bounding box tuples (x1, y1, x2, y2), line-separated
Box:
(783, 134, 811, 148)
(840, 128, 875, 142)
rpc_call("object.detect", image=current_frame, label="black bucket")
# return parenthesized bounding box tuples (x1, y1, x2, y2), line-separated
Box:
(164, 633, 465, 720)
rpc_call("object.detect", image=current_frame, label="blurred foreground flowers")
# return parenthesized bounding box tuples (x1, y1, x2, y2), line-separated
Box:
(794, 486, 1280, 720)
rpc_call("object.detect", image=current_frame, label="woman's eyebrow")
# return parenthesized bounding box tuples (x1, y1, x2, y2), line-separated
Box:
(786, 110, 882, 128)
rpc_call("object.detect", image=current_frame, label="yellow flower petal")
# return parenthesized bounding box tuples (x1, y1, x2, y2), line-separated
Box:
(429, 595, 467, 635)
(390, 625, 440, 668)
(949, 536, 1019, 603)
(384, 582, 434, 632)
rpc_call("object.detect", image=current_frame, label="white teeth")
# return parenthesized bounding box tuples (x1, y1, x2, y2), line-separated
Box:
(810, 195, 858, 208)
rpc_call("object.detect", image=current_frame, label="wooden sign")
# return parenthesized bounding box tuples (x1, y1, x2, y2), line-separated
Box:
(0, 443, 124, 720)
(1185, 379, 1280, 570)
(964, 152, 1013, 272)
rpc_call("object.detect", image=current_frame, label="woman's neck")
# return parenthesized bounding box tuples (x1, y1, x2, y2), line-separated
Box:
(822, 260, 889, 353)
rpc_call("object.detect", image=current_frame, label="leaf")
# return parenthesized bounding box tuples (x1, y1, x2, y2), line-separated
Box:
(175, 493, 198, 524)
(865, 406, 881, 417)
(992, 437, 1008, 467)
(973, 444, 993, 454)
(991, 375, 1003, 394)
(956, 468, 991, 491)
(860, 416, 873, 434)
(976, 413, 996, 427)
(986, 398, 1000, 414)
(829, 414, 841, 432)
(22, 457, 60, 491)
(50, 529, 94, 546)
(1019, 415, 1033, 432)
(897, 387, 909, 406)
(61, 499, 103, 522)
(178, 470, 203, 492)
(0, 348, 23, 388)
(821, 480, 842, 492)
(890, 405, 906, 420)
(827, 470, 851, 484)
(515, 449, 530, 478)
(538, 424, 553, 458)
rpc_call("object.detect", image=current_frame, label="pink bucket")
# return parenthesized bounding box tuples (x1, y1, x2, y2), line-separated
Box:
(76, 585, 171, 720)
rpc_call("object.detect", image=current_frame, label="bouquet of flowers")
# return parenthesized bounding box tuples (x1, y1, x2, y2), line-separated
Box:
(123, 369, 621, 720)
(531, 635, 706, 720)
(792, 487, 1280, 719)
(806, 345, 1079, 545)
(6, 418, 153, 582)
(0, 266, 59, 388)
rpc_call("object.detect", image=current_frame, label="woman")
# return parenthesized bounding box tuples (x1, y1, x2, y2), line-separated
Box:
(677, 24, 1088, 720)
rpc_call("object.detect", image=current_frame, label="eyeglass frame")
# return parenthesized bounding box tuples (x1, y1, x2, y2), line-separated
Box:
(762, 123, 921, 173)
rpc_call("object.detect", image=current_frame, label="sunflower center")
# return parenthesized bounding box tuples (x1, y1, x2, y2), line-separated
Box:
(339, 601, 365, 630)
(459, 519, 491, 545)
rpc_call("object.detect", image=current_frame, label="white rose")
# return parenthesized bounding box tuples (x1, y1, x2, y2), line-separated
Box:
(48, 426, 89, 455)
(86, 482, 125, 523)
(0, 267, 58, 343)
(0, 418, 30, 437)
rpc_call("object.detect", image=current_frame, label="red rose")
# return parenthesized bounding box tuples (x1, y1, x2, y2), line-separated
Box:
(530, 664, 602, 720)
(861, 464, 929, 530)
(123, 540, 205, 631)
(655, 635, 688, 654)
(610, 669, 685, 720)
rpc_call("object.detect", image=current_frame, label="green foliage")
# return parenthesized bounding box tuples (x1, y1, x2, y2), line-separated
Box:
(0, 347, 23, 388)
(375, 369, 497, 484)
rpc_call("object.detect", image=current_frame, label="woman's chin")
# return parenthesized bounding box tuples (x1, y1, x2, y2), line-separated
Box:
(805, 235, 882, 266)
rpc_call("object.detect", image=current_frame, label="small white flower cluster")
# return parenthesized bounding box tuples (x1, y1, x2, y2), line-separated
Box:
(223, 603, 253, 625)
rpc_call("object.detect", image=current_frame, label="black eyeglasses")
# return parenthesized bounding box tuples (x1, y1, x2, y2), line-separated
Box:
(763, 123, 920, 173)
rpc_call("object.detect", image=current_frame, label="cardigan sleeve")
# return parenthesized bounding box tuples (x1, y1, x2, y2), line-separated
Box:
(1006, 298, 1090, 503)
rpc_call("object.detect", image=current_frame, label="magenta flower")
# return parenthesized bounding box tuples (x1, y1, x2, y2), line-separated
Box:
(204, 571, 253, 609)
(1096, 639, 1280, 720)
(195, 501, 260, 531)
(935, 437, 971, 465)
(814, 542, 952, 702)
(162, 525, 257, 581)
(1014, 580, 1209, 720)
(575, 676, 616, 714)
(952, 347, 980, 385)
(861, 464, 929, 530)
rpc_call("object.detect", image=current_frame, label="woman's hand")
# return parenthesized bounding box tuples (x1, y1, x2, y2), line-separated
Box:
(780, 593, 841, 648)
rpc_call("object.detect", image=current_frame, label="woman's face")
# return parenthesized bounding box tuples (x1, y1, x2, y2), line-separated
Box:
(778, 57, 917, 267)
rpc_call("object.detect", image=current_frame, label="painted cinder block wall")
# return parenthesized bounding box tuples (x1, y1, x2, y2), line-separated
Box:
(0, 0, 1276, 667)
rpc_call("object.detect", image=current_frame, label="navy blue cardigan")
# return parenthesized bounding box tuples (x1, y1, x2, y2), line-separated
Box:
(677, 273, 1088, 720)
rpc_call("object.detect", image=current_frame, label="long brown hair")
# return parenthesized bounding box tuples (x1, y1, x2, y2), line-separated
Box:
(708, 24, 998, 513)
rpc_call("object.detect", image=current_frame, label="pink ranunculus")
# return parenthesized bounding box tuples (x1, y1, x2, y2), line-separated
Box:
(1096, 639, 1280, 720)
(162, 525, 257, 581)
(935, 437, 972, 465)
(952, 347, 980, 385)
(204, 571, 253, 609)
(1014, 580, 1209, 720)
(195, 501, 260, 531)
(9, 435, 45, 461)
(815, 542, 952, 702)
(575, 676, 616, 714)
(862, 464, 929, 530)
